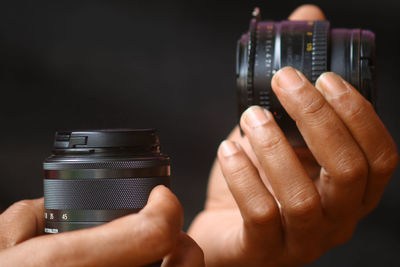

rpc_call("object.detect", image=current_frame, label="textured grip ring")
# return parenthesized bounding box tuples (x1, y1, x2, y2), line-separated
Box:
(44, 177, 170, 210)
(311, 21, 330, 82)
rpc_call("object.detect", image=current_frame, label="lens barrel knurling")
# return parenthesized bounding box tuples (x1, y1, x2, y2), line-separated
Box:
(311, 21, 329, 82)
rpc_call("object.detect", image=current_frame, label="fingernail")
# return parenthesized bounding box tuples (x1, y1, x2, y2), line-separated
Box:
(219, 140, 240, 157)
(275, 67, 305, 91)
(316, 72, 351, 98)
(242, 106, 271, 128)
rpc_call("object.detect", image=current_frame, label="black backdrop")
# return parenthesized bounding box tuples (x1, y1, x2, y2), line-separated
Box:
(0, 0, 399, 266)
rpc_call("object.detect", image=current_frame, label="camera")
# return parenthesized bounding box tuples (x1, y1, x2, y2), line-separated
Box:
(43, 129, 170, 233)
(236, 8, 376, 146)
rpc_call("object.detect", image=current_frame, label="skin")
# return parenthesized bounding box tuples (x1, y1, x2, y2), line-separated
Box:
(0, 186, 204, 267)
(188, 5, 399, 267)
(0, 4, 398, 267)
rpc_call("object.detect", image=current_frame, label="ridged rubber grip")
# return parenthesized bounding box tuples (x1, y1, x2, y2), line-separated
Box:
(44, 177, 170, 210)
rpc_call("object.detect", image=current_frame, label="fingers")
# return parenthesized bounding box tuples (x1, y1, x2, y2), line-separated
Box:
(0, 185, 183, 267)
(289, 4, 326, 21)
(239, 106, 323, 228)
(217, 140, 282, 246)
(315, 72, 399, 212)
(0, 198, 44, 249)
(162, 232, 205, 267)
(271, 67, 368, 217)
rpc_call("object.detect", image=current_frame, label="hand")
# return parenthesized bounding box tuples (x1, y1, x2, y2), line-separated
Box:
(188, 5, 399, 266)
(0, 186, 204, 267)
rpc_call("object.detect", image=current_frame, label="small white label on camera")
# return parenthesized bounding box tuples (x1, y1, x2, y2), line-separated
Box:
(44, 228, 59, 234)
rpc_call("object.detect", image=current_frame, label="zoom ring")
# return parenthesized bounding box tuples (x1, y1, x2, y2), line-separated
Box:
(44, 177, 170, 210)
(311, 21, 330, 82)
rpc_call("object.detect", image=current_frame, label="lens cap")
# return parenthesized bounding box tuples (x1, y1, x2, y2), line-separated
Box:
(53, 129, 159, 150)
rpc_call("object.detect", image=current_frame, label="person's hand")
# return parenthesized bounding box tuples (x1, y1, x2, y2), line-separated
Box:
(189, 5, 399, 267)
(0, 185, 204, 267)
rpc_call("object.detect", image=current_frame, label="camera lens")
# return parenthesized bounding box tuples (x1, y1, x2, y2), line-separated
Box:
(236, 8, 376, 146)
(43, 129, 170, 234)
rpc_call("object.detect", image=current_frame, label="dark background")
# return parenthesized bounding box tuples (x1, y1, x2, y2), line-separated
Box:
(0, 0, 398, 266)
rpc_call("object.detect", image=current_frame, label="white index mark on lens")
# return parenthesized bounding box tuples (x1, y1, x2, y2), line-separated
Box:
(274, 23, 281, 71)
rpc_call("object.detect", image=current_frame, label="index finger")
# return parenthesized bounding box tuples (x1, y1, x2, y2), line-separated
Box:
(0, 186, 183, 267)
(289, 5, 326, 21)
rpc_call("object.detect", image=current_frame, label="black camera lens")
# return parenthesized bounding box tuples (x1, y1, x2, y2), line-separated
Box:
(236, 8, 376, 146)
(43, 129, 170, 234)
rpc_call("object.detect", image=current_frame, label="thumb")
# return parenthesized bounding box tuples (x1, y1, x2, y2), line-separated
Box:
(289, 4, 326, 21)
(0, 185, 183, 267)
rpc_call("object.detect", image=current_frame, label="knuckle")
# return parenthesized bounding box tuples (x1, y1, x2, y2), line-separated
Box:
(285, 191, 320, 218)
(257, 134, 285, 155)
(336, 157, 368, 183)
(229, 162, 254, 179)
(328, 149, 368, 184)
(301, 95, 328, 117)
(246, 203, 279, 227)
(372, 148, 399, 178)
(341, 97, 371, 120)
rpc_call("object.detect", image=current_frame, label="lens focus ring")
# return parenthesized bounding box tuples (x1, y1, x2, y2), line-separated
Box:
(311, 21, 329, 82)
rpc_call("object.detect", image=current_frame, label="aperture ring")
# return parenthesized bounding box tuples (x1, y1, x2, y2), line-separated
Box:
(44, 177, 170, 210)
